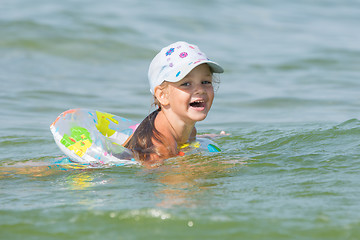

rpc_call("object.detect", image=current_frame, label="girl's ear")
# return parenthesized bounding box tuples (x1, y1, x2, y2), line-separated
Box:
(154, 85, 170, 106)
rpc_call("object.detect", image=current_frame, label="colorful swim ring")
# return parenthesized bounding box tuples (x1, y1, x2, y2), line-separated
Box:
(50, 109, 221, 166)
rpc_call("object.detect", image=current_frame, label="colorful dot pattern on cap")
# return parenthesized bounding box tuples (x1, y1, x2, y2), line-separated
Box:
(166, 48, 175, 56)
(164, 44, 206, 78)
(179, 52, 188, 58)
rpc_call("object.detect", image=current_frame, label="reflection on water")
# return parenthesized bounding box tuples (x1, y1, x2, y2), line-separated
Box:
(146, 154, 245, 208)
(0, 154, 246, 209)
(66, 172, 95, 190)
(0, 159, 97, 190)
(0, 160, 63, 178)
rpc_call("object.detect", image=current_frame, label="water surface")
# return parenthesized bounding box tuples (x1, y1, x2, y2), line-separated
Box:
(1, 0, 360, 239)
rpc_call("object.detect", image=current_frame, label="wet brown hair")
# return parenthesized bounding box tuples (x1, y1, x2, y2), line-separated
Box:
(124, 109, 163, 161)
(124, 85, 170, 161)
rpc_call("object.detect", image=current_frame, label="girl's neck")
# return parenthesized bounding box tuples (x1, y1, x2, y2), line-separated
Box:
(155, 110, 195, 145)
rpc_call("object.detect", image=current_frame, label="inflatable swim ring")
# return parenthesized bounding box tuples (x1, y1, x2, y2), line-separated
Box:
(50, 109, 221, 166)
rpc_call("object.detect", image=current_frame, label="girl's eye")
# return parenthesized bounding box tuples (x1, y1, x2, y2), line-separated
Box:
(181, 82, 190, 87)
(202, 81, 212, 85)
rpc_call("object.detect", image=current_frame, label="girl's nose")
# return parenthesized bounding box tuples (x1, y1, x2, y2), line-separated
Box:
(193, 83, 206, 94)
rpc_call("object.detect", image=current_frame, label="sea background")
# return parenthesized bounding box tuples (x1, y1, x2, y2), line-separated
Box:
(1, 0, 360, 239)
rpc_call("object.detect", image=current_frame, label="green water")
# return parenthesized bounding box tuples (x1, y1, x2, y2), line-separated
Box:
(1, 0, 360, 239)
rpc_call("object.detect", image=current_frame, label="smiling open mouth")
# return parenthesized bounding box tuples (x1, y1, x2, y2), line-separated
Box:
(189, 100, 205, 108)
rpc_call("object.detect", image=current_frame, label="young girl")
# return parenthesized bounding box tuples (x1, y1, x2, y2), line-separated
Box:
(124, 41, 224, 165)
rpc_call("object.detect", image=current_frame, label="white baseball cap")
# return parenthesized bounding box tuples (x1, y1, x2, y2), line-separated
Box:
(148, 41, 224, 94)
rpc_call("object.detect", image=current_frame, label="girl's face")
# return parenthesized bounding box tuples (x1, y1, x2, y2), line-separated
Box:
(165, 64, 215, 123)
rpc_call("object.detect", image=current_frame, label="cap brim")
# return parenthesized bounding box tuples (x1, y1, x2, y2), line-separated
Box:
(207, 61, 224, 74)
(165, 60, 224, 83)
